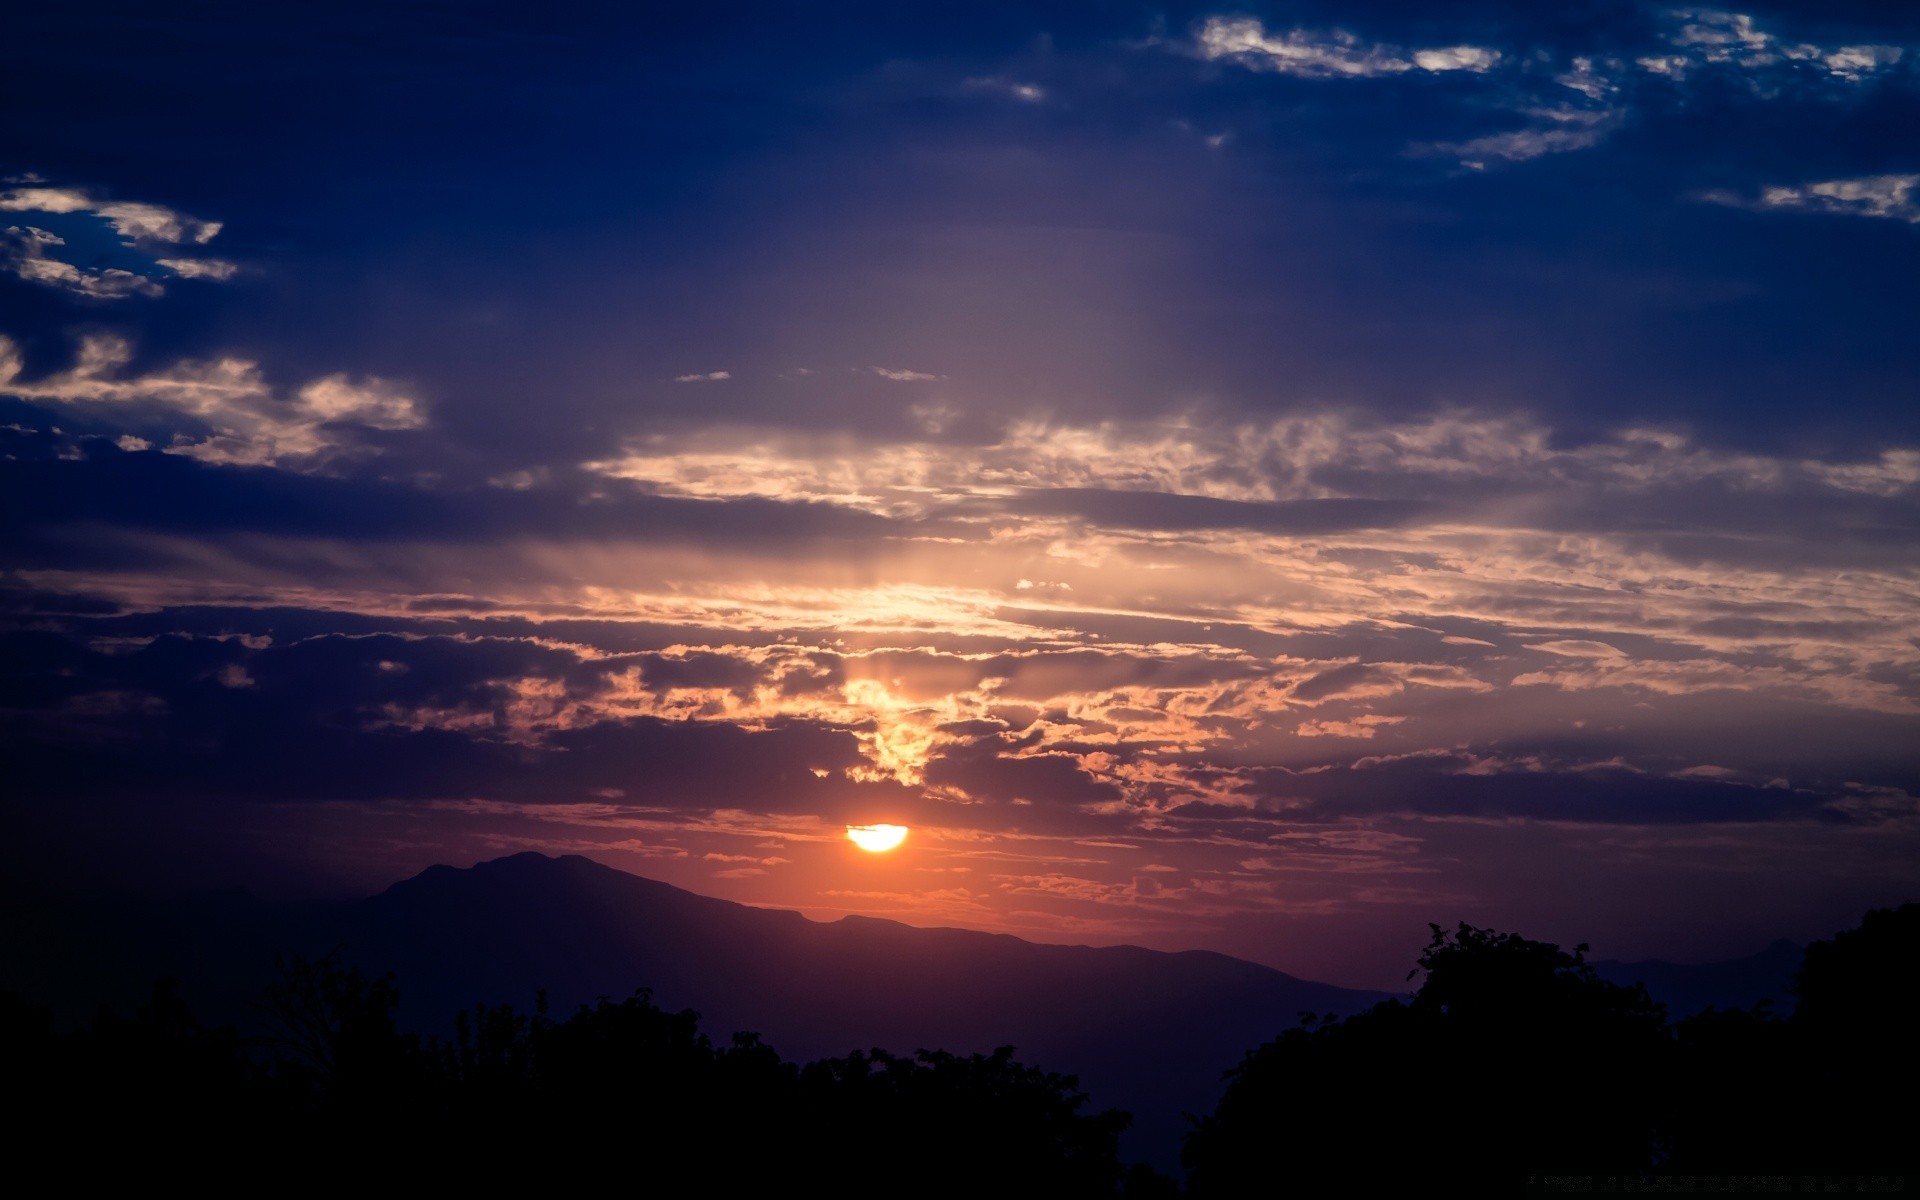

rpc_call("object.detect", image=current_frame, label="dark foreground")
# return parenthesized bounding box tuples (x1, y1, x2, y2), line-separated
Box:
(6, 903, 1915, 1195)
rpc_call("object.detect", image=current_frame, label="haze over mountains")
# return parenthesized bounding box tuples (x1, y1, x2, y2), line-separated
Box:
(3, 852, 1812, 1169)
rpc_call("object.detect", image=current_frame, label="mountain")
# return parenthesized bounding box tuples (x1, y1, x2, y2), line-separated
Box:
(1591, 939, 1804, 1018)
(1, 852, 1387, 1172)
(334, 853, 1388, 1169)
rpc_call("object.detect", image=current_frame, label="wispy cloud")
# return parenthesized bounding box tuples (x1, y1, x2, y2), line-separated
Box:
(673, 370, 732, 383)
(1427, 108, 1617, 167)
(1555, 57, 1621, 102)
(1189, 9, 1912, 172)
(157, 257, 240, 281)
(584, 409, 1920, 521)
(0, 182, 236, 299)
(1653, 9, 1906, 83)
(0, 185, 222, 245)
(0, 226, 163, 299)
(1697, 174, 1920, 224)
(1195, 17, 1500, 79)
(962, 76, 1047, 103)
(0, 333, 424, 467)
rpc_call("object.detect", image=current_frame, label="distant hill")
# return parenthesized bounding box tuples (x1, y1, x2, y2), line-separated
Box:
(1591, 939, 1804, 1018)
(0, 851, 1386, 1172)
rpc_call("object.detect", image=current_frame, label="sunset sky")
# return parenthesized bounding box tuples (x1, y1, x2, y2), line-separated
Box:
(5, 1, 1917, 987)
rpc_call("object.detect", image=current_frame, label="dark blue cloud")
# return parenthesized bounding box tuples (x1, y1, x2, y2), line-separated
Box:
(5, 0, 1916, 460)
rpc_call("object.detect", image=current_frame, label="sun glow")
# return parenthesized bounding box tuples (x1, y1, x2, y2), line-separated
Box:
(846, 823, 909, 853)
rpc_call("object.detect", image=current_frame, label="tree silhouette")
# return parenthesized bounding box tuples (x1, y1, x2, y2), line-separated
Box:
(1663, 1001, 1801, 1170)
(1657, 901, 1920, 1173)
(4, 978, 262, 1185)
(796, 1045, 1134, 1197)
(1184, 923, 1669, 1193)
(21, 905, 1912, 1191)
(1785, 902, 1919, 1170)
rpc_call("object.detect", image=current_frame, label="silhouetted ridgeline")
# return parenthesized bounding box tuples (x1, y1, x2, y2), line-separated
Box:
(0, 852, 1385, 1173)
(3, 855, 1915, 1190)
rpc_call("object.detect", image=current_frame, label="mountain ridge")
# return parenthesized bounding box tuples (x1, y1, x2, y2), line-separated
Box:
(0, 850, 1823, 1171)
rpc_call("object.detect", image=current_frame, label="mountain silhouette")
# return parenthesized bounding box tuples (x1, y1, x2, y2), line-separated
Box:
(2, 851, 1385, 1171)
(336, 852, 1387, 1169)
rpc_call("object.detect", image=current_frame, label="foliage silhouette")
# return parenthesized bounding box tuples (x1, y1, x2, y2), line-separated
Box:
(796, 1045, 1133, 1195)
(3, 951, 1155, 1193)
(11, 903, 1915, 1192)
(1661, 901, 1920, 1173)
(1185, 923, 1671, 1193)
(1186, 909, 1920, 1192)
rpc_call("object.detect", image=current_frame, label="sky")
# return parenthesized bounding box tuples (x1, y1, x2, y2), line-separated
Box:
(4, 0, 1918, 988)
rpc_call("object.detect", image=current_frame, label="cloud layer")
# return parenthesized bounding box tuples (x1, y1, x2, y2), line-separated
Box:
(1, 2, 1915, 985)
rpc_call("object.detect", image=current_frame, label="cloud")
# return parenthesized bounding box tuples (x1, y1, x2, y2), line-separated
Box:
(1428, 112, 1615, 167)
(7, 389, 1919, 854)
(1524, 640, 1628, 659)
(0, 186, 222, 245)
(1008, 489, 1432, 535)
(0, 183, 235, 299)
(1412, 47, 1501, 74)
(157, 257, 240, 281)
(1291, 663, 1396, 704)
(1237, 751, 1836, 825)
(1295, 715, 1403, 739)
(1191, 10, 1909, 172)
(1656, 9, 1906, 83)
(1555, 57, 1620, 102)
(1697, 175, 1920, 225)
(1813, 44, 1906, 83)
(869, 367, 946, 382)
(1194, 17, 1590, 168)
(0, 333, 424, 468)
(0, 226, 164, 299)
(1194, 18, 1500, 79)
(962, 76, 1047, 103)
(584, 410, 1920, 528)
(673, 370, 732, 383)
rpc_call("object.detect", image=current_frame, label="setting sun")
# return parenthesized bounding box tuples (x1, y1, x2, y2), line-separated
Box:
(846, 823, 909, 853)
